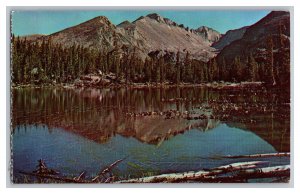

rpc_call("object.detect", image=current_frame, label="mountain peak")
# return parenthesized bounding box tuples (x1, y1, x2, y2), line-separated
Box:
(194, 26, 221, 43)
(84, 16, 112, 26)
(196, 26, 220, 34)
(146, 13, 164, 21)
(140, 13, 179, 27)
(117, 20, 132, 28)
(118, 20, 131, 25)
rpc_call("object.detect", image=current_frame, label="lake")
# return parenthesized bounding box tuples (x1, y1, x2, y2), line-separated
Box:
(11, 86, 290, 182)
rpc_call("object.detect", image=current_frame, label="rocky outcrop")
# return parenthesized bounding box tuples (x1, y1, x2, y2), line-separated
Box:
(194, 26, 222, 44)
(119, 13, 217, 61)
(212, 26, 248, 51)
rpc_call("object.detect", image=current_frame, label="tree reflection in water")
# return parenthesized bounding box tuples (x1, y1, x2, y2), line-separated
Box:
(12, 86, 290, 152)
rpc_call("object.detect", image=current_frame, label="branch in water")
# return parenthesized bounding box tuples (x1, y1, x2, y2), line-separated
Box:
(19, 158, 125, 183)
(92, 158, 125, 183)
(18, 157, 290, 183)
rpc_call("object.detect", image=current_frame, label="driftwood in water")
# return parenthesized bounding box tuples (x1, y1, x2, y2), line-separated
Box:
(189, 165, 290, 183)
(118, 162, 290, 183)
(118, 161, 265, 183)
(222, 152, 290, 159)
(73, 171, 86, 182)
(19, 158, 125, 183)
(18, 157, 290, 183)
(92, 158, 124, 183)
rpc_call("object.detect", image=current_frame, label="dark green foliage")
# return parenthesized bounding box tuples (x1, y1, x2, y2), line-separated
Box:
(11, 37, 124, 84)
(175, 51, 181, 84)
(11, 34, 290, 86)
(248, 53, 259, 82)
(265, 36, 276, 85)
(276, 22, 290, 86)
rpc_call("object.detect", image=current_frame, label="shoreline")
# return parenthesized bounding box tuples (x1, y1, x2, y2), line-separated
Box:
(15, 154, 290, 183)
(11, 81, 265, 90)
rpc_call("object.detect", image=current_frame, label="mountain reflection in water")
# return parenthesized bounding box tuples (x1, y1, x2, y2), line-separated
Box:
(13, 123, 288, 179)
(12, 87, 290, 152)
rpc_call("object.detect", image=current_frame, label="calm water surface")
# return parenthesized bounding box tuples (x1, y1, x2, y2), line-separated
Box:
(11, 87, 290, 180)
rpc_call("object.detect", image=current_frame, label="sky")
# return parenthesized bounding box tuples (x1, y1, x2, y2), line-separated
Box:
(11, 10, 271, 36)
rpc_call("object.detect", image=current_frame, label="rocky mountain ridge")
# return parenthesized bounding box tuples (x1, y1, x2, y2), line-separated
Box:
(216, 11, 290, 62)
(18, 11, 289, 65)
(212, 26, 248, 51)
(21, 13, 224, 62)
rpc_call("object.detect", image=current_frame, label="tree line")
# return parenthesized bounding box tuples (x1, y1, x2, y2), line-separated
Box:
(11, 33, 290, 86)
(216, 34, 290, 86)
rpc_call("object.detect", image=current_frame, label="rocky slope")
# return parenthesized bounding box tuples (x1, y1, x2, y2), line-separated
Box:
(37, 13, 220, 62)
(20, 11, 289, 64)
(47, 16, 132, 50)
(212, 26, 248, 51)
(216, 11, 290, 62)
(118, 13, 218, 61)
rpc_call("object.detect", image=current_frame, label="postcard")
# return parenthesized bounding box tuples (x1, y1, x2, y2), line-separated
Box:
(10, 9, 291, 184)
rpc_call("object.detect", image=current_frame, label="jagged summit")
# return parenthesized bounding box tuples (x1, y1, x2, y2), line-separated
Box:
(136, 13, 221, 43)
(79, 15, 113, 26)
(194, 26, 222, 43)
(196, 26, 220, 34)
(117, 13, 218, 61)
(117, 20, 131, 26)
(50, 15, 115, 37)
(117, 20, 134, 29)
(146, 13, 164, 21)
(41, 12, 220, 62)
(45, 14, 128, 51)
(133, 13, 179, 27)
(29, 11, 287, 63)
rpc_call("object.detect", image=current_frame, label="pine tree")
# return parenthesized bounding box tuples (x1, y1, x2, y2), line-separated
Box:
(219, 57, 227, 81)
(159, 57, 165, 83)
(277, 22, 290, 86)
(211, 58, 219, 81)
(248, 53, 258, 82)
(184, 51, 193, 82)
(175, 51, 181, 84)
(192, 60, 197, 84)
(155, 58, 161, 83)
(266, 35, 276, 85)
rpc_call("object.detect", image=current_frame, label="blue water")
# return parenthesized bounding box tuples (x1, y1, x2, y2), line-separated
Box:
(12, 123, 289, 179)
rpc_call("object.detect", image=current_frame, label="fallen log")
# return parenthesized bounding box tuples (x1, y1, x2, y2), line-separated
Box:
(118, 164, 290, 183)
(19, 158, 125, 183)
(183, 165, 290, 183)
(18, 158, 289, 183)
(222, 152, 290, 159)
(92, 158, 125, 183)
(237, 165, 290, 179)
(117, 161, 268, 183)
(73, 171, 86, 181)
